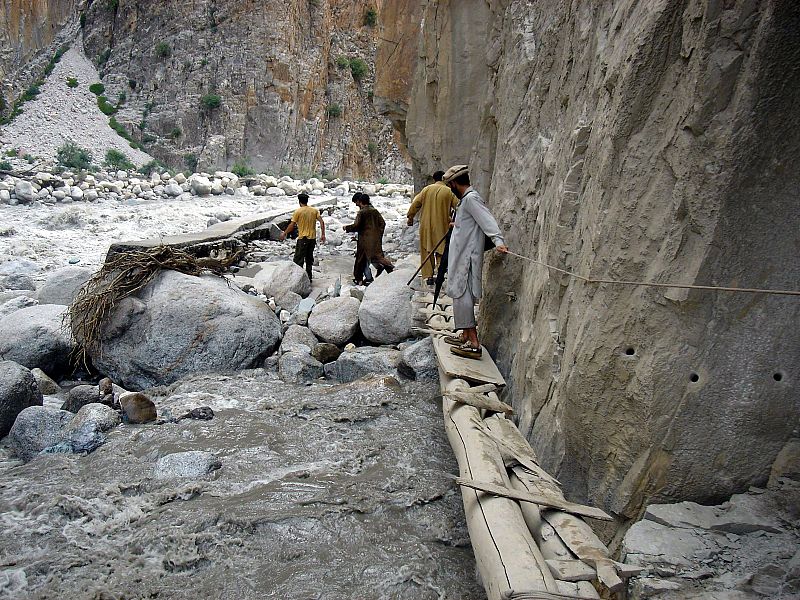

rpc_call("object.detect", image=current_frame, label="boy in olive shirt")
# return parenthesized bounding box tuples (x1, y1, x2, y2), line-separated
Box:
(280, 193, 326, 280)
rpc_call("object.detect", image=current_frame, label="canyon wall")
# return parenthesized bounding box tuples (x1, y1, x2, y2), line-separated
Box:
(0, 0, 81, 110)
(78, 0, 407, 179)
(403, 0, 800, 517)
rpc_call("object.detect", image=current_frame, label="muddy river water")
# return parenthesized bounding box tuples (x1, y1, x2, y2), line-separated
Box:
(0, 371, 483, 599)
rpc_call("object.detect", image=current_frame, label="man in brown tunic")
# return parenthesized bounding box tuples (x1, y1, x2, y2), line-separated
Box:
(344, 194, 394, 284)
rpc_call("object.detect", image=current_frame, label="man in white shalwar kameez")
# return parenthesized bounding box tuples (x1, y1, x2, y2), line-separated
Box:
(442, 164, 508, 359)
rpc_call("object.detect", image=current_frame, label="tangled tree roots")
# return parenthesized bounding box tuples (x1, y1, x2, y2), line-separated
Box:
(68, 245, 239, 371)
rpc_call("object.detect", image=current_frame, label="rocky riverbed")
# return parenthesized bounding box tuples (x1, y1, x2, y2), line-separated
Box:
(0, 164, 483, 599)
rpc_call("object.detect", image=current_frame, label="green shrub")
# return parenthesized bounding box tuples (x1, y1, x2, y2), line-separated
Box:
(105, 149, 134, 170)
(155, 42, 171, 59)
(66, 77, 79, 88)
(367, 90, 374, 100)
(89, 82, 105, 95)
(97, 96, 117, 115)
(23, 154, 34, 163)
(378, 177, 388, 184)
(200, 94, 222, 110)
(200, 58, 209, 67)
(231, 159, 254, 177)
(170, 127, 182, 139)
(5, 149, 18, 157)
(139, 159, 165, 176)
(364, 8, 377, 26)
(350, 58, 368, 81)
(336, 56, 350, 69)
(117, 91, 126, 105)
(184, 153, 198, 172)
(367, 141, 377, 156)
(56, 141, 92, 170)
(105, 0, 119, 9)
(128, 79, 137, 89)
(326, 103, 342, 118)
(141, 134, 156, 144)
(0, 160, 11, 171)
(22, 85, 40, 101)
(108, 117, 140, 148)
(80, 13, 87, 28)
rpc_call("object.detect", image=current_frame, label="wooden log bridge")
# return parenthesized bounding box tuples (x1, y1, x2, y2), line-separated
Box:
(411, 279, 642, 600)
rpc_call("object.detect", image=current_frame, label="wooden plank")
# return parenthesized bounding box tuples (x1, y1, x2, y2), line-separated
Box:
(541, 510, 609, 562)
(593, 559, 624, 593)
(433, 335, 506, 386)
(443, 390, 513, 415)
(454, 478, 613, 521)
(441, 374, 553, 597)
(545, 559, 595, 582)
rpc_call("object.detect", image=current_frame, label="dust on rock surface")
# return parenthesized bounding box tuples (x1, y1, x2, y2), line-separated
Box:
(0, 371, 481, 599)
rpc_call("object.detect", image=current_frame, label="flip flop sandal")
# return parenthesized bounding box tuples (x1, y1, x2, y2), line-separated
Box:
(451, 344, 483, 360)
(444, 335, 466, 346)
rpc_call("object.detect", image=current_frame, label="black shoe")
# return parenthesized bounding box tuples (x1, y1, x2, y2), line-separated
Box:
(425, 277, 435, 286)
(364, 279, 374, 286)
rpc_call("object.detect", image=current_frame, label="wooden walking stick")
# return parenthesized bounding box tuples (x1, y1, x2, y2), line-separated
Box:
(406, 229, 451, 286)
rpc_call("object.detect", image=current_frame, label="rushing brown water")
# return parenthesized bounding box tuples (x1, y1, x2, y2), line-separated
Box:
(0, 370, 482, 599)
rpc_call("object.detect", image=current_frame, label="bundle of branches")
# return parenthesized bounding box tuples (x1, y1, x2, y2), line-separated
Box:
(68, 245, 234, 369)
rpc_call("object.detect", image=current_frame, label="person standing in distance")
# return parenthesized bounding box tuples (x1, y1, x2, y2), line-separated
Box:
(280, 193, 326, 281)
(406, 170, 458, 285)
(442, 164, 508, 360)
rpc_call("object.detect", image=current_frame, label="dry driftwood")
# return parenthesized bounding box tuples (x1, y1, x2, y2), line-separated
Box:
(454, 477, 613, 521)
(444, 390, 513, 415)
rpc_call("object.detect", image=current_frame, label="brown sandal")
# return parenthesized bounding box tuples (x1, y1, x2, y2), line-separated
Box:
(450, 343, 483, 360)
(444, 335, 466, 346)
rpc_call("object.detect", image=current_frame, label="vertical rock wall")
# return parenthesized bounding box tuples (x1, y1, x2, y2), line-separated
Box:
(403, 0, 800, 516)
(81, 0, 408, 179)
(0, 0, 81, 110)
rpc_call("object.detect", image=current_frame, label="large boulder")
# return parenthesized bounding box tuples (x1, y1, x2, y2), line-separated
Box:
(8, 406, 73, 461)
(279, 325, 318, 354)
(89, 271, 282, 390)
(60, 403, 121, 454)
(36, 266, 93, 305)
(0, 361, 43, 438)
(0, 295, 38, 319)
(14, 180, 34, 203)
(358, 269, 414, 344)
(2, 274, 36, 291)
(323, 346, 402, 383)
(61, 384, 101, 413)
(308, 297, 360, 346)
(256, 261, 311, 298)
(189, 175, 213, 196)
(155, 451, 222, 479)
(278, 350, 324, 383)
(398, 337, 438, 381)
(0, 304, 74, 377)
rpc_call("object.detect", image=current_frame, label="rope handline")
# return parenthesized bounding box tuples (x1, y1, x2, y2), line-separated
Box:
(505, 251, 800, 297)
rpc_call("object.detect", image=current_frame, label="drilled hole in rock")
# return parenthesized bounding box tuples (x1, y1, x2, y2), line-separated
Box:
(689, 373, 700, 383)
(625, 347, 635, 356)
(773, 372, 783, 382)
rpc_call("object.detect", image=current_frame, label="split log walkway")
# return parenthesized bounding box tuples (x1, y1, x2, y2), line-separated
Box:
(411, 280, 642, 600)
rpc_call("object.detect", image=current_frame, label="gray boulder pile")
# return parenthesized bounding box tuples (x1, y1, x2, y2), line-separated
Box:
(622, 479, 800, 599)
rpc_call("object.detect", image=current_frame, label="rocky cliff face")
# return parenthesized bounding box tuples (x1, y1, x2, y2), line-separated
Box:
(402, 0, 800, 517)
(80, 0, 408, 180)
(0, 0, 81, 109)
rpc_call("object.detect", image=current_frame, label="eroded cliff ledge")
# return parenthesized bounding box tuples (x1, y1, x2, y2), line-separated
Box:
(403, 0, 799, 517)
